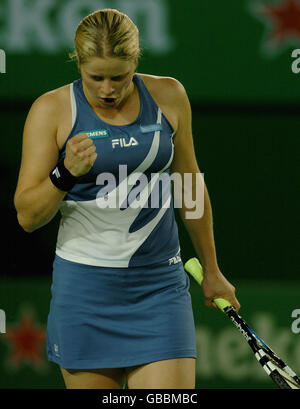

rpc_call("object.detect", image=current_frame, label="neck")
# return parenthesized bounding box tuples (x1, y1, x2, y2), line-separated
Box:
(83, 76, 136, 114)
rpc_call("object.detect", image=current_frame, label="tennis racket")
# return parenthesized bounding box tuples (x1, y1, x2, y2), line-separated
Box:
(184, 257, 300, 389)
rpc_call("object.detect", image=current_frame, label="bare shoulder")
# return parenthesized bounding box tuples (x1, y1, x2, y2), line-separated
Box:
(26, 84, 72, 150)
(137, 73, 188, 132)
(29, 84, 70, 117)
(137, 73, 186, 102)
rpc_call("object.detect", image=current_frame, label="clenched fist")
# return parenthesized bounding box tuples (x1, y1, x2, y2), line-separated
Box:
(64, 133, 97, 177)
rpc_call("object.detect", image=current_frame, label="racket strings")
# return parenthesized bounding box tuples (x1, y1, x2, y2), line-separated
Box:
(255, 336, 300, 388)
(273, 367, 300, 389)
(226, 308, 300, 390)
(256, 348, 300, 389)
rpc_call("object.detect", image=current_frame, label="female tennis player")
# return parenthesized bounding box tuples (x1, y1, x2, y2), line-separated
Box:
(14, 9, 240, 389)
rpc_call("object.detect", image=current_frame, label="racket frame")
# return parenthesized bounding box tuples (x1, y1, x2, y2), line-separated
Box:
(184, 257, 300, 389)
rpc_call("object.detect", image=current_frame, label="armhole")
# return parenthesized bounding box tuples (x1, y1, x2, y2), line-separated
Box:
(136, 74, 175, 135)
(70, 83, 77, 128)
(58, 83, 77, 155)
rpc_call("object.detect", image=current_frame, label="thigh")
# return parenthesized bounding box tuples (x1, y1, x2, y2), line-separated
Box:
(125, 358, 196, 389)
(61, 367, 126, 389)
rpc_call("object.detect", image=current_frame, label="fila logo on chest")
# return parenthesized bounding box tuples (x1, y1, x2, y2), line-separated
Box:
(112, 137, 139, 149)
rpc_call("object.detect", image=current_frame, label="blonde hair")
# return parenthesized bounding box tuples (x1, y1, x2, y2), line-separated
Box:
(69, 9, 141, 67)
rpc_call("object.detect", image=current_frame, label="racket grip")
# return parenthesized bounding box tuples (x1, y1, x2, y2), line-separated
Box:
(184, 257, 232, 313)
(213, 298, 232, 311)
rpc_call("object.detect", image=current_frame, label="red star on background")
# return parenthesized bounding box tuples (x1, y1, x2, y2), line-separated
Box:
(3, 310, 46, 369)
(260, 0, 300, 45)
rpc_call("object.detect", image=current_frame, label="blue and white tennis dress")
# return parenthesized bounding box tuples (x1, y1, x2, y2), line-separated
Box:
(46, 73, 197, 369)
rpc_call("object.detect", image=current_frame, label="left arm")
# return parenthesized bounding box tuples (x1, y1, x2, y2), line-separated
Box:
(169, 80, 240, 311)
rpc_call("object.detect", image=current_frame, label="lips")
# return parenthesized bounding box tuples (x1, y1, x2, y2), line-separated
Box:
(101, 97, 117, 106)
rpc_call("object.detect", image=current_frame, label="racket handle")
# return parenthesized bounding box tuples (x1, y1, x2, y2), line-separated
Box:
(184, 257, 232, 312)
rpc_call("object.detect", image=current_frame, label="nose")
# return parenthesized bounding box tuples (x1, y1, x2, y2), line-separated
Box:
(101, 79, 115, 96)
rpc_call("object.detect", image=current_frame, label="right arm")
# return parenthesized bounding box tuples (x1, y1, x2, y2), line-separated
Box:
(14, 92, 97, 233)
(14, 93, 66, 232)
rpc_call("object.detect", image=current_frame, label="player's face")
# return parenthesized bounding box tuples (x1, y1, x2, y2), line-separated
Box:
(80, 57, 136, 109)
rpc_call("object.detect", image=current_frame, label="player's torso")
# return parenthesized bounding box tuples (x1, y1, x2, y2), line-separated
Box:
(53, 73, 181, 267)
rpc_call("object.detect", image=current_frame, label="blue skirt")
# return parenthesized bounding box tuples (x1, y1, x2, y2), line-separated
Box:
(46, 255, 197, 369)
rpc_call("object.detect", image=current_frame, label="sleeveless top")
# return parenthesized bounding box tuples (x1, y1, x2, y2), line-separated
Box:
(55, 73, 181, 267)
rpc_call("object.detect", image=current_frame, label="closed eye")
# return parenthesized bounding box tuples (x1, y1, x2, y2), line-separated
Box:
(112, 75, 126, 81)
(91, 75, 127, 82)
(91, 76, 103, 81)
